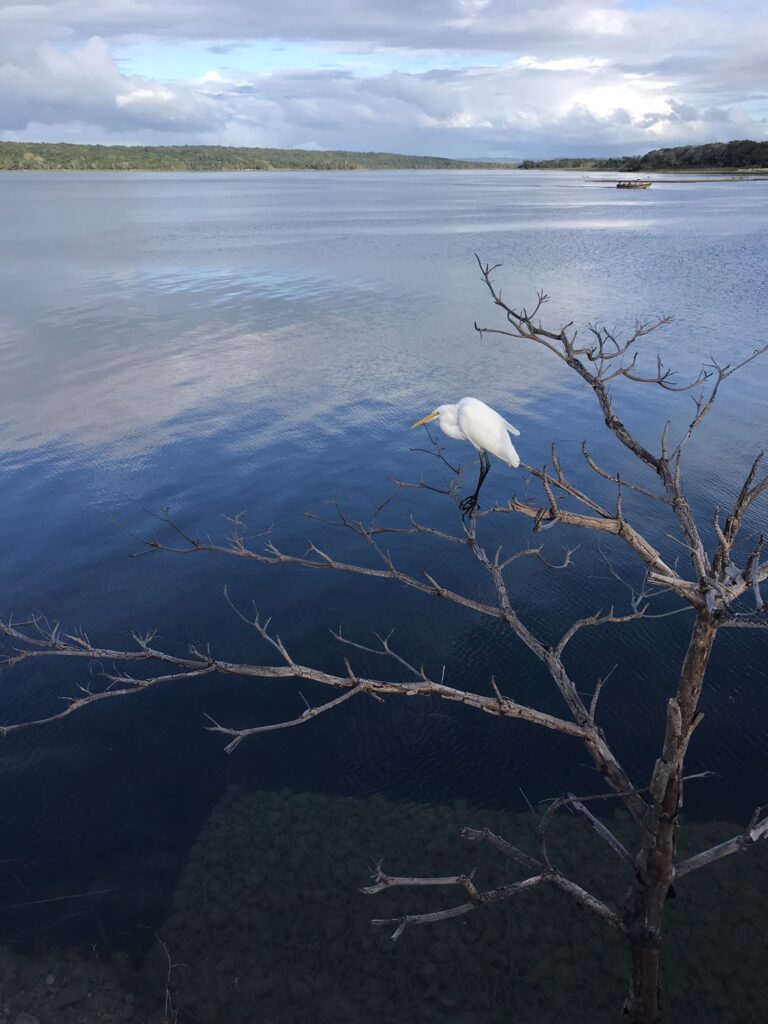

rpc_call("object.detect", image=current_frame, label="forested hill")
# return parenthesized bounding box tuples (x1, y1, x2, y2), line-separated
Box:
(0, 142, 515, 171)
(520, 140, 768, 171)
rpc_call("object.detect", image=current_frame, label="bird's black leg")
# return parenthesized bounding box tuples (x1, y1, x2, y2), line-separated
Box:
(460, 450, 491, 519)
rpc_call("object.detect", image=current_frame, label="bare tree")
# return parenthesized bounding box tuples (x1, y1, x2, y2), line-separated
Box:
(2, 257, 768, 1024)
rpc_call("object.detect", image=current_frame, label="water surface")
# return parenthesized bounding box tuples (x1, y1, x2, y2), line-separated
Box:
(0, 170, 766, 1018)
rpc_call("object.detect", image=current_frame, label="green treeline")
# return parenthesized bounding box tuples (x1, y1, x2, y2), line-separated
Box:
(5, 138, 767, 174)
(520, 139, 768, 171)
(0, 141, 515, 172)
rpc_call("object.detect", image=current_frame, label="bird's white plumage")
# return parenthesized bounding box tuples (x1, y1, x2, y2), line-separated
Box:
(431, 397, 520, 468)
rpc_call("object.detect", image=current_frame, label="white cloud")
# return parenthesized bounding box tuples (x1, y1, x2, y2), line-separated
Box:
(518, 56, 609, 72)
(575, 8, 628, 37)
(0, 0, 766, 156)
(115, 83, 219, 131)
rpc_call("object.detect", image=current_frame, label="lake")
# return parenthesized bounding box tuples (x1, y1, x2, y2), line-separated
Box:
(0, 170, 767, 1022)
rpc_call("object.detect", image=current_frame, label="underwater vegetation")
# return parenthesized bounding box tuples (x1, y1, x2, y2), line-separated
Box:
(157, 787, 768, 1024)
(1, 785, 766, 1022)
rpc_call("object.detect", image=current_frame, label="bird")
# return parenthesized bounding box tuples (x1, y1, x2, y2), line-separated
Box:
(411, 397, 520, 517)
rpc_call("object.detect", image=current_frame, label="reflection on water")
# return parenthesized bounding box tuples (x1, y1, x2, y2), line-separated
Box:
(0, 170, 767, 1019)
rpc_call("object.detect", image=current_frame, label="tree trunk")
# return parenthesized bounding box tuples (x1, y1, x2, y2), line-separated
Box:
(621, 612, 719, 1022)
(624, 935, 661, 1023)
(622, 857, 667, 1023)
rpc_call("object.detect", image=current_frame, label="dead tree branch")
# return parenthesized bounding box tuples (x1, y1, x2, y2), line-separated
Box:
(0, 615, 590, 744)
(367, 863, 623, 941)
(675, 806, 768, 879)
(370, 874, 546, 941)
(565, 792, 633, 864)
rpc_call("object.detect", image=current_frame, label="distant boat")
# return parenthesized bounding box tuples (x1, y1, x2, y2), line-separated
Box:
(616, 180, 652, 189)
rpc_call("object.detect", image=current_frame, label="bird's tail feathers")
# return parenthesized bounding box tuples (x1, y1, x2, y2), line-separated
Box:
(504, 419, 521, 437)
(507, 445, 521, 469)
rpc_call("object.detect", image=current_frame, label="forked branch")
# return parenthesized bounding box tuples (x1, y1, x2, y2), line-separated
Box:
(0, 615, 589, 744)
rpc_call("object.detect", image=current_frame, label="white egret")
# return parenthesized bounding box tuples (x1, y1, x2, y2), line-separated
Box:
(411, 397, 521, 516)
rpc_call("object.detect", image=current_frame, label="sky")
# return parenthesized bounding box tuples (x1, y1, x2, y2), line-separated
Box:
(0, 0, 766, 159)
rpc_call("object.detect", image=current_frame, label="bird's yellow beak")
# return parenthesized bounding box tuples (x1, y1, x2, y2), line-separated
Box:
(411, 410, 440, 429)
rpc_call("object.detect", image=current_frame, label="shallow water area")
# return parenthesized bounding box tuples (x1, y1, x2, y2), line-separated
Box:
(2, 787, 767, 1023)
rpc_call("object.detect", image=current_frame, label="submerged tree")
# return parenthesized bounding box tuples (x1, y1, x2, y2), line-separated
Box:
(3, 258, 768, 1023)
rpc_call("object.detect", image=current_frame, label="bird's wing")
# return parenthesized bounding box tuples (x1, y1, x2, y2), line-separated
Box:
(503, 419, 521, 437)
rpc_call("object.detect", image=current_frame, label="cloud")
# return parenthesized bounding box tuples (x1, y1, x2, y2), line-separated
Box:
(0, 33, 226, 135)
(0, 0, 766, 156)
(0, 37, 121, 130)
(115, 83, 220, 132)
(0, 0, 765, 60)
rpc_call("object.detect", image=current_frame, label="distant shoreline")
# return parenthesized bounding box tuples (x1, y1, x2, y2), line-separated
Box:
(547, 166, 768, 175)
(589, 173, 768, 183)
(0, 141, 517, 173)
(2, 139, 767, 175)
(4, 167, 768, 179)
(2, 166, 516, 173)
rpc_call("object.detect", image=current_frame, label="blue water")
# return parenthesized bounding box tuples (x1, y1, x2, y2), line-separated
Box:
(0, 170, 767, 1014)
